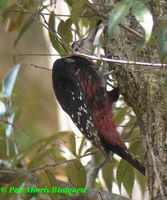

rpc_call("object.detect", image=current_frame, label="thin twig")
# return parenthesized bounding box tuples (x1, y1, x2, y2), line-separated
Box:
(28, 149, 99, 173)
(74, 52, 166, 68)
(17, 53, 64, 56)
(99, 192, 104, 200)
(0, 6, 99, 17)
(0, 119, 31, 138)
(119, 24, 143, 39)
(30, 64, 52, 71)
(20, 53, 166, 69)
(12, 2, 144, 63)
(1, 119, 100, 171)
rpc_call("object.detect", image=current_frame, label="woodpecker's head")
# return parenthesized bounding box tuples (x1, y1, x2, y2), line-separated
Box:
(52, 56, 78, 98)
(53, 55, 98, 81)
(52, 55, 100, 110)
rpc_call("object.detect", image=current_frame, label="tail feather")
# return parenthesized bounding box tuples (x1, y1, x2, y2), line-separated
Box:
(100, 136, 145, 175)
(118, 149, 145, 176)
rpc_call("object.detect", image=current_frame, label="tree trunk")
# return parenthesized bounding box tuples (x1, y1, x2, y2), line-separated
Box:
(93, 0, 167, 199)
(115, 65, 167, 200)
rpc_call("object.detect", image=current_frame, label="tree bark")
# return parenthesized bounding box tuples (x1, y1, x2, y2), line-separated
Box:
(115, 65, 167, 200)
(91, 0, 167, 199)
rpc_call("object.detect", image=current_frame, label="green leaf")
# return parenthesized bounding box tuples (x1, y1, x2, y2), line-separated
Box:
(83, 146, 97, 156)
(2, 64, 21, 97)
(44, 169, 59, 200)
(14, 132, 68, 165)
(113, 107, 127, 126)
(37, 132, 69, 153)
(94, 150, 104, 165)
(59, 131, 76, 156)
(116, 159, 134, 196)
(132, 1, 153, 43)
(64, 0, 73, 7)
(45, 169, 58, 186)
(157, 23, 167, 62)
(58, 18, 72, 44)
(102, 161, 114, 191)
(78, 137, 86, 155)
(66, 159, 86, 187)
(108, 0, 134, 36)
(71, 0, 86, 24)
(0, 0, 9, 7)
(14, 17, 34, 47)
(48, 11, 66, 55)
(0, 100, 6, 116)
(39, 170, 59, 200)
(121, 115, 139, 139)
(0, 130, 7, 159)
(128, 140, 144, 156)
(136, 170, 146, 194)
(0, 175, 26, 200)
(28, 148, 56, 169)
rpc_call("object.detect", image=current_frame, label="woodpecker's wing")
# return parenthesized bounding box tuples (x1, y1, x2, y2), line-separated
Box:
(52, 57, 106, 153)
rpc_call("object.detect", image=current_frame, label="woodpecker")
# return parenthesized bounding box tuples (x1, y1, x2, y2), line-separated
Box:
(52, 55, 145, 175)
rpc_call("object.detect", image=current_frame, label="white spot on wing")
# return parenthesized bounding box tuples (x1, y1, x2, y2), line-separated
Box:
(77, 111, 82, 116)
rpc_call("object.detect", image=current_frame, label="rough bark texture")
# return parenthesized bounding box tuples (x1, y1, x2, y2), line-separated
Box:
(93, 0, 167, 199)
(115, 65, 167, 200)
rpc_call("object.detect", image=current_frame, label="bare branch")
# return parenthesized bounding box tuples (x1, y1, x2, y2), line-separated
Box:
(17, 53, 65, 56)
(30, 64, 52, 71)
(18, 53, 166, 70)
(0, 6, 99, 18)
(29, 150, 99, 173)
(74, 52, 166, 68)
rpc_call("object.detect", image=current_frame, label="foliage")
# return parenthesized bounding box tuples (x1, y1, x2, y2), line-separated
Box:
(1, 0, 166, 199)
(108, 0, 153, 43)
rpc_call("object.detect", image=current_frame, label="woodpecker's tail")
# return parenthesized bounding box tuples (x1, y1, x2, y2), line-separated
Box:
(117, 148, 145, 176)
(101, 135, 145, 175)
